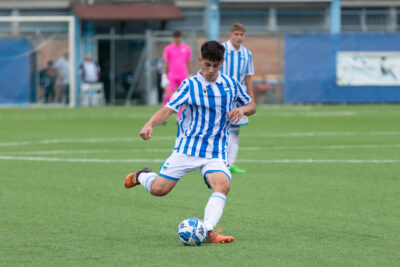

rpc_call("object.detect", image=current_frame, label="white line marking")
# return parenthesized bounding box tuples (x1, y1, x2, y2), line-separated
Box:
(0, 113, 152, 120)
(0, 156, 165, 163)
(241, 131, 400, 138)
(0, 156, 398, 164)
(3, 144, 400, 156)
(267, 111, 357, 117)
(1, 131, 400, 147)
(268, 144, 400, 150)
(0, 136, 174, 147)
(0, 147, 261, 155)
(238, 159, 400, 164)
(0, 149, 169, 155)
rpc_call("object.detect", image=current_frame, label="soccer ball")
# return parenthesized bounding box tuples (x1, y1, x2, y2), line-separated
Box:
(177, 217, 208, 246)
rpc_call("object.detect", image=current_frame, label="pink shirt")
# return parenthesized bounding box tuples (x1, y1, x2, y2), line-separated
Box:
(163, 43, 192, 78)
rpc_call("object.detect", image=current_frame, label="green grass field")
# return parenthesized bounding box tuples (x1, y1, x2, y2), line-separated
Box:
(1, 105, 400, 266)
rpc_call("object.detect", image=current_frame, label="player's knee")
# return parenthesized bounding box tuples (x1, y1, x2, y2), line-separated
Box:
(214, 180, 230, 195)
(150, 184, 171, 197)
(222, 183, 230, 195)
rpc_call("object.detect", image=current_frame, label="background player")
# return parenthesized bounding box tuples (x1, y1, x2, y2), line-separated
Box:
(221, 23, 255, 174)
(124, 40, 256, 243)
(161, 30, 192, 120)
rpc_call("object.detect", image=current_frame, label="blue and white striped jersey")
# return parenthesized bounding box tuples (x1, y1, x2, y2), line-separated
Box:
(166, 71, 251, 160)
(220, 40, 254, 89)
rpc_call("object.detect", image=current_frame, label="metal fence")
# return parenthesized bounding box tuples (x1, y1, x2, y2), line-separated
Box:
(168, 7, 400, 34)
(342, 8, 396, 32)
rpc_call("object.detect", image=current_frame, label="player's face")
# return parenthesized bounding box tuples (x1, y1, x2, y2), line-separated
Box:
(229, 30, 245, 49)
(173, 36, 182, 45)
(199, 57, 223, 82)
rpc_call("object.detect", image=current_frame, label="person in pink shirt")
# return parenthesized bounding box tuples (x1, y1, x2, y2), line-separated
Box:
(161, 30, 192, 119)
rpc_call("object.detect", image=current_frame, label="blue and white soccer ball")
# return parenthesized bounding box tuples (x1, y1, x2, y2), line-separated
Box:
(177, 217, 208, 246)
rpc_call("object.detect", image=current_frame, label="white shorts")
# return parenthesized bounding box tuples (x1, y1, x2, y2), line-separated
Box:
(158, 152, 231, 188)
(231, 115, 248, 126)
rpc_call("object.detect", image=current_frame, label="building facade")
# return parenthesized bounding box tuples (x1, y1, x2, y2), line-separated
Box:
(1, 0, 400, 105)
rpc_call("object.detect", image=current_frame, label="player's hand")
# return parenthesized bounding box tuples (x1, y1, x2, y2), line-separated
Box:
(140, 124, 153, 140)
(227, 108, 244, 124)
(161, 74, 169, 89)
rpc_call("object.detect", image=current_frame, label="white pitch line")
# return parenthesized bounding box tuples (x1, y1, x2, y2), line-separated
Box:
(0, 156, 165, 163)
(2, 143, 400, 156)
(1, 131, 400, 147)
(0, 147, 261, 156)
(0, 136, 174, 147)
(0, 148, 170, 155)
(267, 111, 357, 117)
(0, 113, 152, 120)
(241, 131, 400, 138)
(268, 144, 400, 150)
(0, 156, 399, 164)
(238, 159, 400, 164)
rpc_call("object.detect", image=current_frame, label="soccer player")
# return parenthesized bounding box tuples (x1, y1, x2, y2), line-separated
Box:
(161, 30, 192, 120)
(221, 23, 254, 174)
(124, 41, 256, 243)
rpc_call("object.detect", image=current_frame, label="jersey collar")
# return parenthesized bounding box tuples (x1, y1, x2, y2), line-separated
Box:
(196, 71, 223, 86)
(227, 40, 241, 52)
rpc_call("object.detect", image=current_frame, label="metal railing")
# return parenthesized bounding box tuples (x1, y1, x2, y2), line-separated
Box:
(168, 7, 400, 33)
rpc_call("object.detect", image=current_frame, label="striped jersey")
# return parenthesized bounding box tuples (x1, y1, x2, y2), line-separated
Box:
(166, 71, 251, 160)
(220, 40, 254, 89)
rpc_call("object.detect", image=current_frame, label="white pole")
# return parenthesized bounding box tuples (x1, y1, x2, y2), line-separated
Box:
(0, 16, 77, 107)
(68, 17, 76, 107)
(0, 16, 75, 22)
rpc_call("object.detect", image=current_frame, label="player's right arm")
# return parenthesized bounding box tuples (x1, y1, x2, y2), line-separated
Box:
(140, 107, 174, 140)
(142, 79, 190, 139)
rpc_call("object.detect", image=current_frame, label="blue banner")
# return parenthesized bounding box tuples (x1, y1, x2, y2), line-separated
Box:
(0, 39, 30, 104)
(284, 33, 400, 103)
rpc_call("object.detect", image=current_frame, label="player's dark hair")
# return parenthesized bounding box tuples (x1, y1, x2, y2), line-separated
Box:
(201, 41, 225, 62)
(172, 30, 182, 38)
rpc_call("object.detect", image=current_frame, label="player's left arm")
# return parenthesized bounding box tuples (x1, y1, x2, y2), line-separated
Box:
(244, 75, 254, 101)
(244, 50, 255, 101)
(227, 101, 256, 124)
(227, 79, 256, 123)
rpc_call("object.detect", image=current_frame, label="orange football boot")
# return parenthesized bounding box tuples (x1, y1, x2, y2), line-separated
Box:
(124, 167, 152, 188)
(206, 228, 234, 244)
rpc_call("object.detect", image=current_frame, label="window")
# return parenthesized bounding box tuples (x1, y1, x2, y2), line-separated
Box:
(220, 10, 268, 32)
(277, 8, 327, 32)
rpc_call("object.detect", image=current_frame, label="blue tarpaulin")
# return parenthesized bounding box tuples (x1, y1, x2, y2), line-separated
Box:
(0, 38, 30, 104)
(284, 33, 400, 103)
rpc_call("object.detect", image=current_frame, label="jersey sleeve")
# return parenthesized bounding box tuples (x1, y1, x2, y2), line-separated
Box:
(166, 79, 190, 112)
(235, 78, 252, 106)
(245, 50, 254, 76)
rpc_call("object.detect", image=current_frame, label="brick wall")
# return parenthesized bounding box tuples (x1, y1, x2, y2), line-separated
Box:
(196, 35, 284, 78)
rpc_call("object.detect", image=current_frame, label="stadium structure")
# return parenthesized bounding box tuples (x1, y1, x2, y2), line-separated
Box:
(1, 0, 400, 106)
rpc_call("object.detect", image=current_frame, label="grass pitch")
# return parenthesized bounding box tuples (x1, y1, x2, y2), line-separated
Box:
(1, 105, 400, 266)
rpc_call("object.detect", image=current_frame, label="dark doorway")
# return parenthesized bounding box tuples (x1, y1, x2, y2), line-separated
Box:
(98, 39, 145, 105)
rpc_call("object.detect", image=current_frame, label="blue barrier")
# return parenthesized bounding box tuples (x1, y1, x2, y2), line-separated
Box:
(284, 33, 400, 103)
(0, 38, 30, 104)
